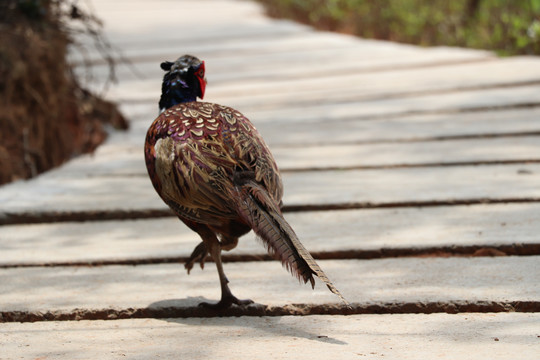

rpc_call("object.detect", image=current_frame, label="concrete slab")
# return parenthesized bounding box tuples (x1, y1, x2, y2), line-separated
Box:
(50, 134, 540, 177)
(0, 257, 537, 312)
(211, 57, 539, 97)
(76, 31, 492, 83)
(281, 163, 540, 207)
(104, 57, 539, 104)
(97, 80, 540, 127)
(74, 0, 490, 65)
(82, 0, 290, 44)
(2, 163, 539, 216)
(81, 35, 477, 89)
(1, 313, 538, 360)
(253, 108, 540, 147)
(123, 105, 540, 147)
(238, 84, 540, 124)
(1, 203, 538, 265)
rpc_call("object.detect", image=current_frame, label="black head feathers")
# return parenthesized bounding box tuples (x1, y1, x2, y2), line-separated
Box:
(158, 55, 206, 111)
(160, 61, 173, 71)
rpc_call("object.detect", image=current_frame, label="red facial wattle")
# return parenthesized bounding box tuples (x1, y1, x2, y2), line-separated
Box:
(196, 61, 206, 99)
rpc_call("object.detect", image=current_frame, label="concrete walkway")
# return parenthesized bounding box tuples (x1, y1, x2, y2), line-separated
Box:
(1, 0, 539, 359)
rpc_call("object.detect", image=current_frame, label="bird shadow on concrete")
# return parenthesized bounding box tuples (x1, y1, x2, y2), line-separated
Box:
(148, 298, 348, 345)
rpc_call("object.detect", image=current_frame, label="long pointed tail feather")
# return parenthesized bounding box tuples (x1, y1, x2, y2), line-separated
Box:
(234, 181, 349, 305)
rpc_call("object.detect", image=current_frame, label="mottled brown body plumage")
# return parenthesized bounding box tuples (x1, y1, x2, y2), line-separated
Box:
(145, 55, 347, 308)
(145, 102, 281, 226)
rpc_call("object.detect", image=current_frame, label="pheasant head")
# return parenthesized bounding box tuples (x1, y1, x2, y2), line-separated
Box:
(158, 54, 206, 112)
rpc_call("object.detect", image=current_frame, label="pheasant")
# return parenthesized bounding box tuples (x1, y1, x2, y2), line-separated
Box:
(144, 54, 347, 308)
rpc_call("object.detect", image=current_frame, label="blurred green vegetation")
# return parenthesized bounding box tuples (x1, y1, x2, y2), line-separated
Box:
(257, 0, 540, 56)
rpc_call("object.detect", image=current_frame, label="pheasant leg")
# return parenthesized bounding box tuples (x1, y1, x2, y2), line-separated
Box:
(185, 234, 239, 274)
(199, 241, 253, 309)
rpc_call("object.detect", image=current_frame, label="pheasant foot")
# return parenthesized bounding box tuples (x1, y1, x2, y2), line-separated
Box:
(199, 295, 254, 310)
(185, 242, 208, 274)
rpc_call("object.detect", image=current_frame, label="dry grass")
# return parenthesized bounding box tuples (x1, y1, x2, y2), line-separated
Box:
(0, 0, 127, 185)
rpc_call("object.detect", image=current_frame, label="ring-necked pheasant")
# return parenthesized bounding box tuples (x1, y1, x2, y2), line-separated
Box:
(144, 54, 347, 308)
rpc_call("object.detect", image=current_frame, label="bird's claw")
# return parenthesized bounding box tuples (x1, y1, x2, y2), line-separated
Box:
(184, 242, 208, 274)
(198, 296, 254, 310)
